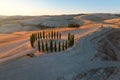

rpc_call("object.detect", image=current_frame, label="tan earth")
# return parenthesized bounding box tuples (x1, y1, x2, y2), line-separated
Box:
(0, 14, 120, 80)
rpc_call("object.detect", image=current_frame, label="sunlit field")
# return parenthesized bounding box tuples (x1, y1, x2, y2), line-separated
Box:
(0, 0, 120, 80)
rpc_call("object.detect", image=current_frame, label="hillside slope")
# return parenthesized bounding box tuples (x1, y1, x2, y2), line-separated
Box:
(0, 14, 119, 33)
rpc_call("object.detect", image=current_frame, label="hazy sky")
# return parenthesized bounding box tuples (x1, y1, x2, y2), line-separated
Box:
(0, 0, 119, 16)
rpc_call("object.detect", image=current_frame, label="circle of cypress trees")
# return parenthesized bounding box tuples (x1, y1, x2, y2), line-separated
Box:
(30, 30, 74, 53)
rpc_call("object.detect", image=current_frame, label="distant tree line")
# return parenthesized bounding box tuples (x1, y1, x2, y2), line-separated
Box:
(36, 24, 55, 29)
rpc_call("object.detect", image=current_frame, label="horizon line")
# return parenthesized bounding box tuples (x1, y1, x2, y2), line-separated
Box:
(0, 12, 120, 16)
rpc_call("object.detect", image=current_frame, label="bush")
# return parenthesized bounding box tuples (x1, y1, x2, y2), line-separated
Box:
(68, 23, 80, 28)
(27, 53, 34, 57)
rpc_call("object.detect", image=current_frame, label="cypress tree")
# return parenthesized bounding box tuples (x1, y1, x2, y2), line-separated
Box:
(59, 33, 61, 39)
(68, 33, 71, 41)
(57, 32, 59, 39)
(65, 40, 68, 50)
(53, 31, 54, 39)
(48, 32, 50, 39)
(45, 40, 48, 52)
(51, 31, 53, 39)
(69, 34, 74, 47)
(68, 33, 72, 47)
(41, 31, 43, 39)
(58, 41, 61, 52)
(73, 35, 74, 45)
(68, 40, 70, 48)
(38, 32, 40, 39)
(71, 35, 74, 46)
(43, 31, 45, 39)
(33, 33, 35, 38)
(54, 41, 57, 52)
(35, 33, 37, 40)
(30, 35, 33, 48)
(42, 41, 44, 51)
(50, 40, 53, 52)
(36, 33, 38, 40)
(32, 34, 35, 42)
(30, 34, 35, 48)
(33, 33, 35, 40)
(45, 33, 47, 39)
(38, 40, 41, 52)
(54, 31, 56, 39)
(62, 42, 64, 51)
(40, 32, 42, 39)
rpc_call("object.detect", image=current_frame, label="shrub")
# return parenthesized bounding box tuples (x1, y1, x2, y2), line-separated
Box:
(27, 53, 34, 57)
(68, 23, 80, 28)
